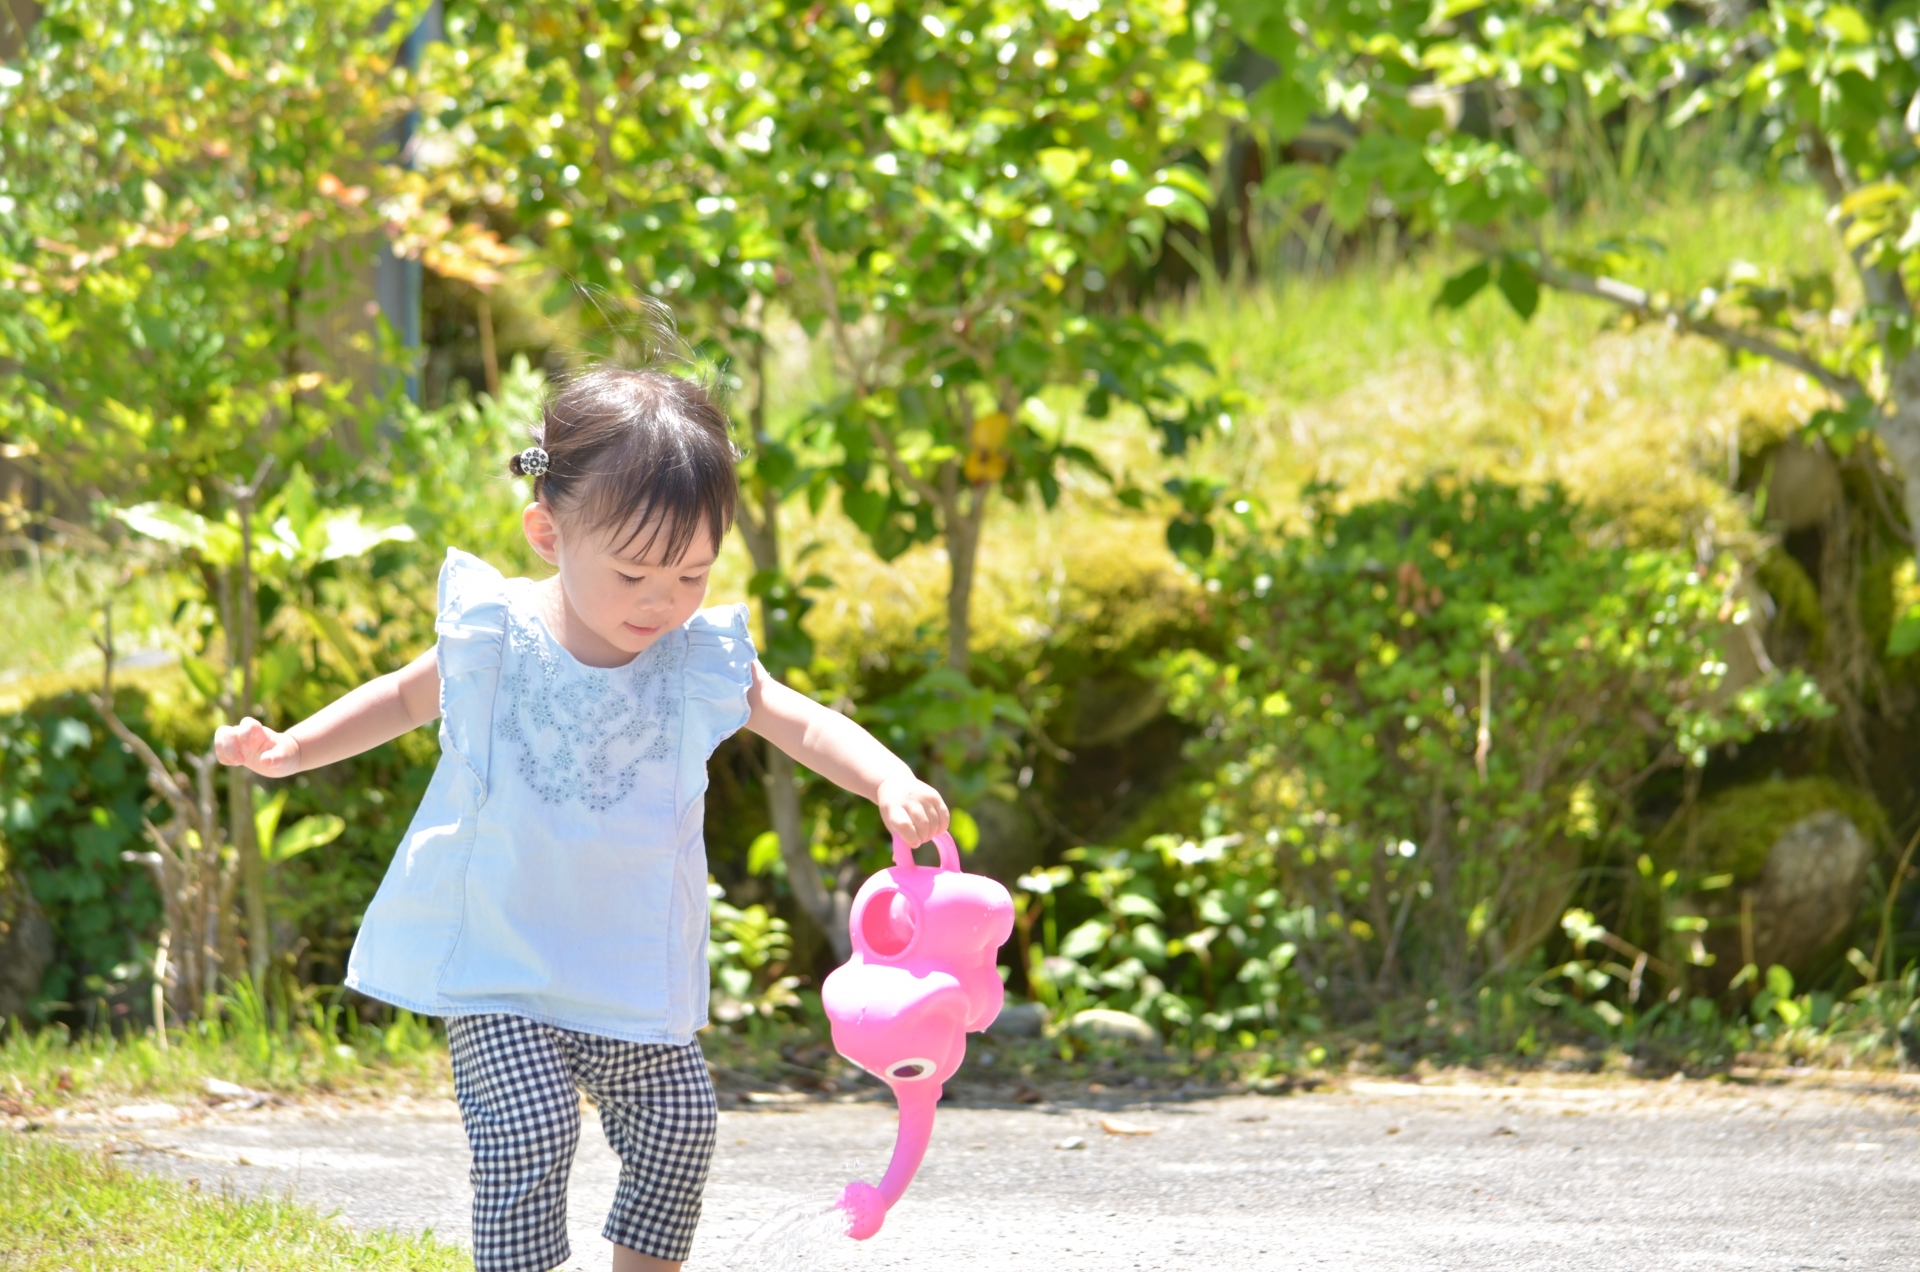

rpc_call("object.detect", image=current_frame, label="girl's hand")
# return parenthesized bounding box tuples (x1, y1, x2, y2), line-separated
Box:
(875, 773, 949, 846)
(213, 717, 303, 779)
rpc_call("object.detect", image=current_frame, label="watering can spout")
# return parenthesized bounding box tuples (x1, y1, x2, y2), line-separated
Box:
(821, 831, 1016, 1242)
(835, 1080, 940, 1239)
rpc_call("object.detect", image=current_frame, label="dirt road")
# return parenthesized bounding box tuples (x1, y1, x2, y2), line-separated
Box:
(71, 1074, 1920, 1270)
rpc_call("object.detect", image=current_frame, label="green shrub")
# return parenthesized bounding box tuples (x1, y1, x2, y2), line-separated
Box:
(0, 690, 165, 1019)
(1019, 834, 1321, 1041)
(1066, 480, 1828, 1017)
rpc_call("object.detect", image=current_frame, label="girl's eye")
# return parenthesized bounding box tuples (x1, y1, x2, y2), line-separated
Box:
(680, 573, 708, 585)
(618, 572, 643, 585)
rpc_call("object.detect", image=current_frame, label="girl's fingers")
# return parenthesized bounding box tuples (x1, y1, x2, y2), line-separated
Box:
(257, 741, 295, 776)
(215, 719, 299, 776)
(214, 720, 257, 764)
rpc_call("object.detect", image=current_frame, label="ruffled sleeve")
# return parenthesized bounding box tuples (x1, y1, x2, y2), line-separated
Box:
(434, 548, 510, 789)
(679, 602, 757, 798)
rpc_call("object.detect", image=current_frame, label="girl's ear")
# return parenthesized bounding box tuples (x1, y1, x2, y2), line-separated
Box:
(522, 501, 561, 566)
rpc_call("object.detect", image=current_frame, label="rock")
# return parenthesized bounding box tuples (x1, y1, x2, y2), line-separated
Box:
(1670, 781, 1882, 989)
(1055, 1135, 1087, 1150)
(1068, 1008, 1161, 1051)
(0, 870, 53, 1022)
(1750, 811, 1872, 971)
(987, 1000, 1049, 1038)
(205, 1078, 249, 1098)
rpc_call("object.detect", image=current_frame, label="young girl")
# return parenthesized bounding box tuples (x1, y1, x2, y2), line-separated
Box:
(215, 367, 948, 1272)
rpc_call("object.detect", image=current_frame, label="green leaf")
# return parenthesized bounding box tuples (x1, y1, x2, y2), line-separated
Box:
(268, 814, 344, 863)
(1060, 918, 1112, 960)
(1037, 148, 1084, 187)
(1495, 256, 1540, 319)
(1888, 606, 1920, 657)
(299, 606, 373, 679)
(1819, 5, 1873, 44)
(949, 807, 979, 852)
(254, 642, 303, 707)
(181, 655, 226, 705)
(746, 830, 784, 876)
(1166, 516, 1215, 560)
(1435, 260, 1492, 310)
(317, 509, 418, 562)
(114, 502, 241, 564)
(253, 787, 289, 858)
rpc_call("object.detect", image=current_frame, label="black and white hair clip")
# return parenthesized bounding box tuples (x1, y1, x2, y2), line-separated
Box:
(511, 446, 550, 479)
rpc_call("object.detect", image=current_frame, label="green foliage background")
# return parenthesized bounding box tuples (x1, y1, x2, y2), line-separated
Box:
(1, 0, 1918, 1071)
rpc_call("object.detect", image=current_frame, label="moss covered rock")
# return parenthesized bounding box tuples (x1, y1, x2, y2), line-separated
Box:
(1671, 778, 1884, 985)
(1683, 778, 1885, 882)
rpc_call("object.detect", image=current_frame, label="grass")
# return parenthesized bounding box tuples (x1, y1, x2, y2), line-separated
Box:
(0, 547, 181, 689)
(0, 1132, 470, 1271)
(0, 993, 451, 1118)
(1176, 180, 1840, 536)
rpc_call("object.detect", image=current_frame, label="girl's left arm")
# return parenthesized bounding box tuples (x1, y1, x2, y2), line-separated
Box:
(744, 662, 949, 844)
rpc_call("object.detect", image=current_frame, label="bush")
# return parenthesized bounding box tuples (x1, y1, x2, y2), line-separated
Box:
(0, 690, 165, 1020)
(1020, 834, 1322, 1041)
(1025, 480, 1829, 1034)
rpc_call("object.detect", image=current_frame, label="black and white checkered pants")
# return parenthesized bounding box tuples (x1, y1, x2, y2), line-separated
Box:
(446, 1014, 718, 1271)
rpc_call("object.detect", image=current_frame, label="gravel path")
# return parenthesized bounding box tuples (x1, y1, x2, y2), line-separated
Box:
(71, 1075, 1920, 1270)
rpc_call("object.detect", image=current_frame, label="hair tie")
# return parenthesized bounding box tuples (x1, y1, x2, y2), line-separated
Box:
(514, 446, 550, 479)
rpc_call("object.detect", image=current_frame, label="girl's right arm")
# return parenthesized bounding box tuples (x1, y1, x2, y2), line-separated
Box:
(213, 647, 442, 778)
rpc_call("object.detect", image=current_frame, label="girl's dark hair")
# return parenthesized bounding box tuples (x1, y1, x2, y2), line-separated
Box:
(510, 367, 738, 563)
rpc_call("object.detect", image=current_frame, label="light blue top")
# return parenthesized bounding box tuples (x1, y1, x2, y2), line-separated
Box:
(344, 548, 756, 1044)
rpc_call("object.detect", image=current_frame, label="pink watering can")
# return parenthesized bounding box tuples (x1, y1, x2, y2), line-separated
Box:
(821, 831, 1014, 1239)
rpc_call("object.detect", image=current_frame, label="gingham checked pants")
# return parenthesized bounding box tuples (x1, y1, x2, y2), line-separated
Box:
(446, 1014, 718, 1271)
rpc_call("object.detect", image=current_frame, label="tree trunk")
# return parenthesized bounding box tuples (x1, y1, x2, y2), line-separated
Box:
(231, 493, 268, 986)
(735, 337, 851, 962)
(232, 765, 266, 985)
(764, 742, 850, 962)
(944, 477, 987, 674)
(1880, 356, 1920, 541)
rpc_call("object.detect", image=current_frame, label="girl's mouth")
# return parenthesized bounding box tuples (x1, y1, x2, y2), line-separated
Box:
(624, 622, 661, 638)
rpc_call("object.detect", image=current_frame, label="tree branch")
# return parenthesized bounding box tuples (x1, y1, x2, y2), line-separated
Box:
(864, 418, 945, 510)
(801, 223, 874, 400)
(801, 226, 946, 510)
(1531, 260, 1867, 400)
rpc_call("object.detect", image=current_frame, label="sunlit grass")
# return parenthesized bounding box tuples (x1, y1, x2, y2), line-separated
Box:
(1172, 180, 1840, 538)
(0, 994, 451, 1115)
(0, 549, 181, 686)
(0, 1132, 470, 1271)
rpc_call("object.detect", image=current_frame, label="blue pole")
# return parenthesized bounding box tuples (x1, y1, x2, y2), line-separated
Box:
(377, 1, 442, 404)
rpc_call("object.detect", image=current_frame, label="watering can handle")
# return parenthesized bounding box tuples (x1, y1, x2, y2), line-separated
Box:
(891, 830, 962, 873)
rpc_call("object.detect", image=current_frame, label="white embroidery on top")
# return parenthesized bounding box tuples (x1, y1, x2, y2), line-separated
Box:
(495, 602, 684, 810)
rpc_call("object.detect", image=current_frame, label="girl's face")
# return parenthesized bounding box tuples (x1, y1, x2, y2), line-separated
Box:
(524, 501, 716, 664)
